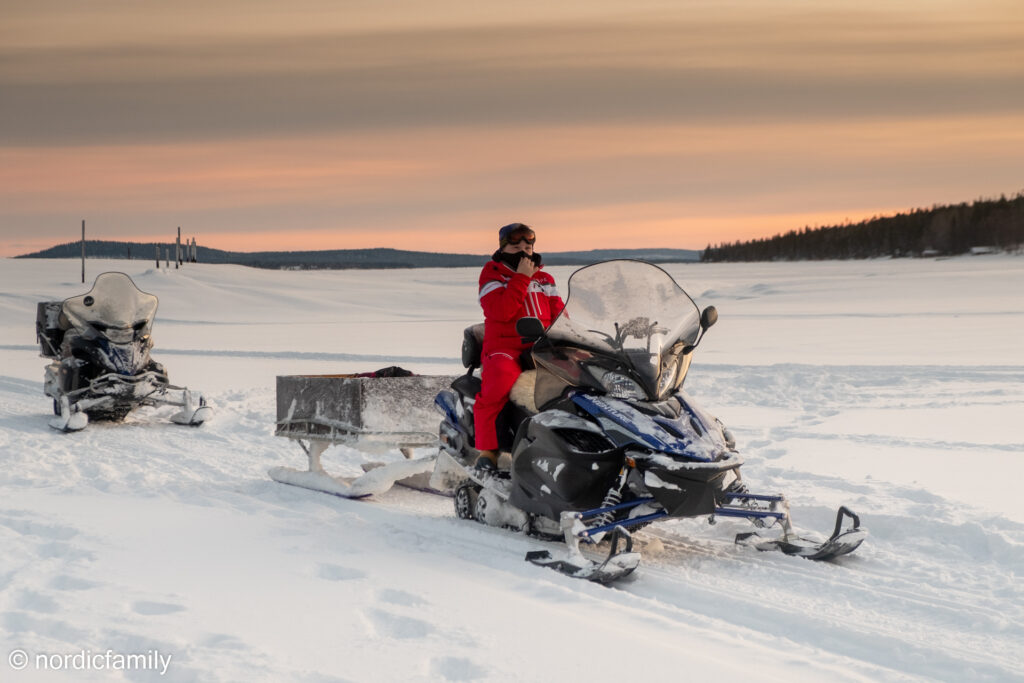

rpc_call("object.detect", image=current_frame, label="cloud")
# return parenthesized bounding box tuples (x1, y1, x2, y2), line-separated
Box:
(3, 114, 1022, 256)
(3, 13, 1023, 145)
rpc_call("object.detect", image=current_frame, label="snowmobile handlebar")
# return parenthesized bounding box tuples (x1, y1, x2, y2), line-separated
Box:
(516, 316, 546, 343)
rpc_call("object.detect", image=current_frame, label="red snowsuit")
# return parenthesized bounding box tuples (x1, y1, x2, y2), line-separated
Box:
(474, 258, 565, 451)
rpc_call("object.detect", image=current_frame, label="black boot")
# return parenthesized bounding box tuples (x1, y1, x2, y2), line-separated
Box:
(474, 450, 498, 473)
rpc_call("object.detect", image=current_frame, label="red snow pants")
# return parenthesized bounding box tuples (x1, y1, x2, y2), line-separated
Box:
(473, 350, 523, 451)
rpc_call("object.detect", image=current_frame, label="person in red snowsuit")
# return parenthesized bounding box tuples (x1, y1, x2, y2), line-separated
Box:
(474, 223, 565, 471)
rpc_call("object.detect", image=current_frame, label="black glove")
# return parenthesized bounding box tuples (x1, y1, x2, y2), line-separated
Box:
(494, 250, 543, 269)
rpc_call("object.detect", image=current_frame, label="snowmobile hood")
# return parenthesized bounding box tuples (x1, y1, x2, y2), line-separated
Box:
(62, 272, 158, 342)
(572, 391, 730, 462)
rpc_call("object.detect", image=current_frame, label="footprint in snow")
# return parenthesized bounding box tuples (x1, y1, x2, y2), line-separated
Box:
(318, 564, 366, 582)
(428, 656, 489, 681)
(200, 633, 248, 650)
(377, 588, 427, 607)
(365, 608, 434, 639)
(133, 601, 186, 616)
(0, 513, 80, 541)
(49, 575, 99, 591)
(15, 590, 61, 614)
(4, 611, 89, 644)
(37, 541, 94, 562)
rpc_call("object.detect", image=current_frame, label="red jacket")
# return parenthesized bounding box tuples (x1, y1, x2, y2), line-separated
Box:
(479, 258, 565, 354)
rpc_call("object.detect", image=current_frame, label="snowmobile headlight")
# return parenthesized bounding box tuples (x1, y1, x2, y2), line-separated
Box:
(656, 362, 678, 399)
(589, 367, 645, 400)
(104, 326, 134, 344)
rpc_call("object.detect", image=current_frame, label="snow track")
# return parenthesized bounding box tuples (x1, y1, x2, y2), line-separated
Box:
(635, 528, 1022, 681)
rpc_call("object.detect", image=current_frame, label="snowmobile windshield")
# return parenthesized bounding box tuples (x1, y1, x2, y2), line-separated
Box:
(61, 272, 158, 344)
(542, 260, 700, 399)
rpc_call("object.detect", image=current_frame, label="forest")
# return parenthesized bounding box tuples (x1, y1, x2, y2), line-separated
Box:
(702, 192, 1024, 262)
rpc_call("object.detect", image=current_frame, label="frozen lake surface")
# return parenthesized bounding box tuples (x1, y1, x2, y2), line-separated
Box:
(1, 255, 1021, 681)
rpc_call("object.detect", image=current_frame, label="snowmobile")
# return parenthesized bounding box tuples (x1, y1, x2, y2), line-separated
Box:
(432, 260, 866, 583)
(36, 272, 211, 432)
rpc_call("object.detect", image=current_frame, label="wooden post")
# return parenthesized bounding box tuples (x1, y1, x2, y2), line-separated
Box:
(81, 220, 85, 283)
(155, 245, 160, 268)
(176, 227, 181, 268)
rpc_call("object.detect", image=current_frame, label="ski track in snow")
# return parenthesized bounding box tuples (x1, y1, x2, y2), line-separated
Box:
(3, 363, 1022, 680)
(2, 258, 1023, 681)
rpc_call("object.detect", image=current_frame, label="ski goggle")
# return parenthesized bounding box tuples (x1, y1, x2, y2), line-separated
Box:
(503, 229, 536, 246)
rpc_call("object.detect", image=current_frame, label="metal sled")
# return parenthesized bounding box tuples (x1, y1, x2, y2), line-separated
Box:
(270, 373, 457, 498)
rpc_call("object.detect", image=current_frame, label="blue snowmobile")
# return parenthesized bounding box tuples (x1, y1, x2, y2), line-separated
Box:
(432, 260, 866, 583)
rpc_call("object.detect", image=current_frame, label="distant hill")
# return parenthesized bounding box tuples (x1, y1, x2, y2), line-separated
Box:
(702, 192, 1024, 262)
(14, 242, 700, 269)
(541, 248, 700, 265)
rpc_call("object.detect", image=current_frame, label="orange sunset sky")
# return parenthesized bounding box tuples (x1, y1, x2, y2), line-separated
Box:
(2, 0, 1023, 258)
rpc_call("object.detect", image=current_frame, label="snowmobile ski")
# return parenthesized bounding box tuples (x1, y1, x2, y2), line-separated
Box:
(48, 395, 88, 432)
(735, 506, 866, 561)
(526, 527, 640, 584)
(170, 390, 211, 426)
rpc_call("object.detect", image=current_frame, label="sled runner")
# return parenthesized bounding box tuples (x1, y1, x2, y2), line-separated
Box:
(269, 373, 456, 497)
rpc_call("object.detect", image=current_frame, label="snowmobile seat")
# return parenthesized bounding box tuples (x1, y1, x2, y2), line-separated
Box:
(450, 368, 536, 413)
(451, 372, 481, 398)
(35, 301, 66, 358)
(508, 370, 537, 413)
(461, 323, 485, 368)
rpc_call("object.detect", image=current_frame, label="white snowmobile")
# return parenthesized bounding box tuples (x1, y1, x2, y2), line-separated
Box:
(37, 272, 210, 432)
(432, 260, 866, 583)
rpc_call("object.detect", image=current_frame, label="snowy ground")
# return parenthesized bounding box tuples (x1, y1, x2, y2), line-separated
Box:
(1, 256, 1022, 682)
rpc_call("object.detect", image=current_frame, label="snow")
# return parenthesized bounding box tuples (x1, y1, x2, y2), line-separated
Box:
(2, 255, 1023, 681)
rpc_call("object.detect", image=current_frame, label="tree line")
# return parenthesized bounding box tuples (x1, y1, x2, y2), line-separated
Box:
(702, 192, 1024, 262)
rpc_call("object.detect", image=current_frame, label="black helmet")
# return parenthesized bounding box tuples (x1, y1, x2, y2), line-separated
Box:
(498, 222, 534, 247)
